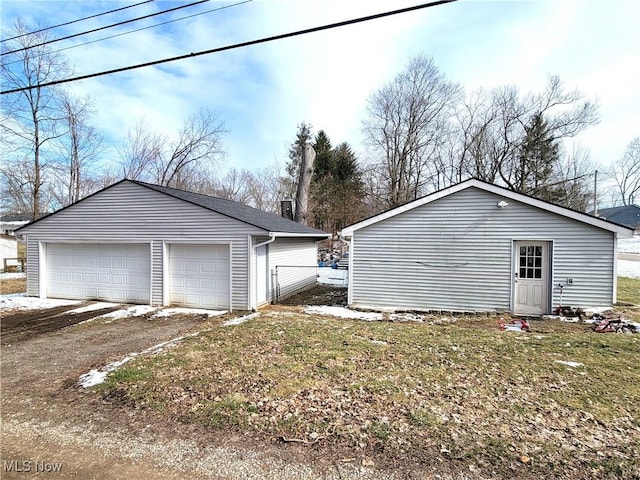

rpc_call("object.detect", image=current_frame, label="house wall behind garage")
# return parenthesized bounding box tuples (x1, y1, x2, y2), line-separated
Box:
(269, 237, 318, 301)
(350, 187, 615, 313)
(21, 181, 265, 310)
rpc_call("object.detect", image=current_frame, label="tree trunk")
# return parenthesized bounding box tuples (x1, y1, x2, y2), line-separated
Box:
(294, 144, 315, 224)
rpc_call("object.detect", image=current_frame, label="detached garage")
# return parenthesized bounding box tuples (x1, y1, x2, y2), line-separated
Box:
(17, 180, 329, 311)
(340, 179, 635, 315)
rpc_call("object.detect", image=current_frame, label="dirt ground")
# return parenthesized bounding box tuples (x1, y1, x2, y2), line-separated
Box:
(280, 284, 347, 306)
(0, 299, 429, 480)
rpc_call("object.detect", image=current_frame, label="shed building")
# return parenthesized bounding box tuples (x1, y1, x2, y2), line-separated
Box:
(340, 179, 634, 315)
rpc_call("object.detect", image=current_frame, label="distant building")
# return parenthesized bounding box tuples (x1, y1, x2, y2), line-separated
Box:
(0, 214, 31, 236)
(596, 205, 640, 232)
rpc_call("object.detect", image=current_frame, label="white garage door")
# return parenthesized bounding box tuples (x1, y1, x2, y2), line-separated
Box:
(169, 244, 230, 309)
(47, 243, 150, 303)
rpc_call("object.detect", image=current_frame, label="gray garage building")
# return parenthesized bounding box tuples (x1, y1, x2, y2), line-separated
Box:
(340, 179, 634, 315)
(17, 179, 329, 311)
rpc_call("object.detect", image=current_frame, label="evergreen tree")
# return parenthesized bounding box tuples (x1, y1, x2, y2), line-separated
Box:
(515, 113, 559, 200)
(330, 143, 365, 234)
(310, 130, 333, 231)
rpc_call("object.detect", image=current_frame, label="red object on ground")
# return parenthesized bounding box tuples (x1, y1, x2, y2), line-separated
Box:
(498, 318, 530, 332)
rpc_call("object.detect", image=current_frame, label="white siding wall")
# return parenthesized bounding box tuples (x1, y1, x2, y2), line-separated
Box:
(21, 182, 265, 310)
(269, 237, 318, 301)
(351, 187, 614, 313)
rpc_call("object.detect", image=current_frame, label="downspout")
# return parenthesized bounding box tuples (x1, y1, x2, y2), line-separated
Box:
(254, 233, 277, 250)
(338, 233, 352, 306)
(251, 233, 277, 310)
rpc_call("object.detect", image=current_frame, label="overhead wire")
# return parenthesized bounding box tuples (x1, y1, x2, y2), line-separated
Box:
(2, 0, 253, 67)
(1, 0, 457, 95)
(2, 0, 211, 56)
(0, 0, 155, 43)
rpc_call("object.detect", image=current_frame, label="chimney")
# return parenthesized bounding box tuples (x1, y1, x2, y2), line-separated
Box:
(280, 200, 293, 220)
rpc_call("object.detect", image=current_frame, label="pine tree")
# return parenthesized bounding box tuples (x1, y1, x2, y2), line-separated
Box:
(330, 143, 365, 234)
(310, 130, 333, 231)
(516, 113, 559, 200)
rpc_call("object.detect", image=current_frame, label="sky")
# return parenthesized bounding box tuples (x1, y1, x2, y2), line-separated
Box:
(1, 0, 639, 193)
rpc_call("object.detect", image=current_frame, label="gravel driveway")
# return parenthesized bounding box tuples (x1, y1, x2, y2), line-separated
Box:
(0, 302, 415, 480)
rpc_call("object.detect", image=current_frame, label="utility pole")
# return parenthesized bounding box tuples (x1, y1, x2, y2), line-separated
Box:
(294, 143, 315, 225)
(593, 170, 598, 216)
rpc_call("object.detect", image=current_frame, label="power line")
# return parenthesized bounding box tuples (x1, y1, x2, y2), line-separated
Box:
(2, 0, 210, 56)
(1, 0, 457, 95)
(1, 0, 155, 43)
(2, 0, 253, 67)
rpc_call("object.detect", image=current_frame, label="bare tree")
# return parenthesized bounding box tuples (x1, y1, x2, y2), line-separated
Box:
(609, 137, 640, 205)
(362, 54, 461, 208)
(49, 92, 103, 207)
(155, 109, 225, 188)
(116, 109, 225, 189)
(498, 76, 599, 193)
(240, 166, 281, 213)
(550, 144, 595, 211)
(118, 120, 164, 180)
(1, 19, 71, 218)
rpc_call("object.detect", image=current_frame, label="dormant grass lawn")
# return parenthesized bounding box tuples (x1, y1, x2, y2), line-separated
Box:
(98, 280, 640, 479)
(0, 276, 26, 295)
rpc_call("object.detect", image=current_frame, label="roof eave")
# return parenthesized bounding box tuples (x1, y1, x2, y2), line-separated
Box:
(269, 231, 331, 239)
(340, 179, 636, 238)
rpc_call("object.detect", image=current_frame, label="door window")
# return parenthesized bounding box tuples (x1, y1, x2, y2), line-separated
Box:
(519, 245, 543, 279)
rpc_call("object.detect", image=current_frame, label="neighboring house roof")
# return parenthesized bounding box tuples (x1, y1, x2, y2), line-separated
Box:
(0, 218, 31, 235)
(340, 179, 635, 238)
(595, 205, 640, 229)
(17, 179, 330, 238)
(0, 214, 31, 222)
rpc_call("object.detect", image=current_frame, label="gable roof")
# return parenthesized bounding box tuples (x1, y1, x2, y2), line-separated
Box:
(340, 179, 635, 238)
(595, 205, 640, 229)
(132, 180, 328, 236)
(17, 179, 329, 238)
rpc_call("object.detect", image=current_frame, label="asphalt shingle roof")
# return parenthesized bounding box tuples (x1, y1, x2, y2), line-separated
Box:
(133, 180, 329, 236)
(596, 205, 640, 229)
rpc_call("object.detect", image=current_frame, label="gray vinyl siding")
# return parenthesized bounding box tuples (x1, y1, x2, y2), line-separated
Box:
(350, 187, 615, 313)
(151, 241, 163, 305)
(269, 237, 318, 301)
(20, 181, 265, 310)
(25, 238, 39, 296)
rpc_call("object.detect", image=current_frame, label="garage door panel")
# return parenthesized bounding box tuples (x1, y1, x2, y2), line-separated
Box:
(169, 244, 230, 309)
(46, 243, 150, 304)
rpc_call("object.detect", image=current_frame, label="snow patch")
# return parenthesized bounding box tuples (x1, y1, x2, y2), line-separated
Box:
(317, 267, 348, 286)
(0, 296, 80, 311)
(222, 312, 260, 326)
(389, 312, 427, 322)
(555, 360, 584, 368)
(304, 305, 383, 321)
(0, 272, 26, 280)
(97, 305, 159, 319)
(618, 236, 640, 254)
(67, 302, 119, 314)
(152, 307, 227, 318)
(79, 331, 204, 388)
(617, 260, 640, 279)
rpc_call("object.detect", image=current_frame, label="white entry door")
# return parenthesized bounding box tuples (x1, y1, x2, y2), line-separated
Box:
(169, 244, 230, 309)
(46, 243, 150, 303)
(514, 241, 549, 315)
(255, 244, 269, 305)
